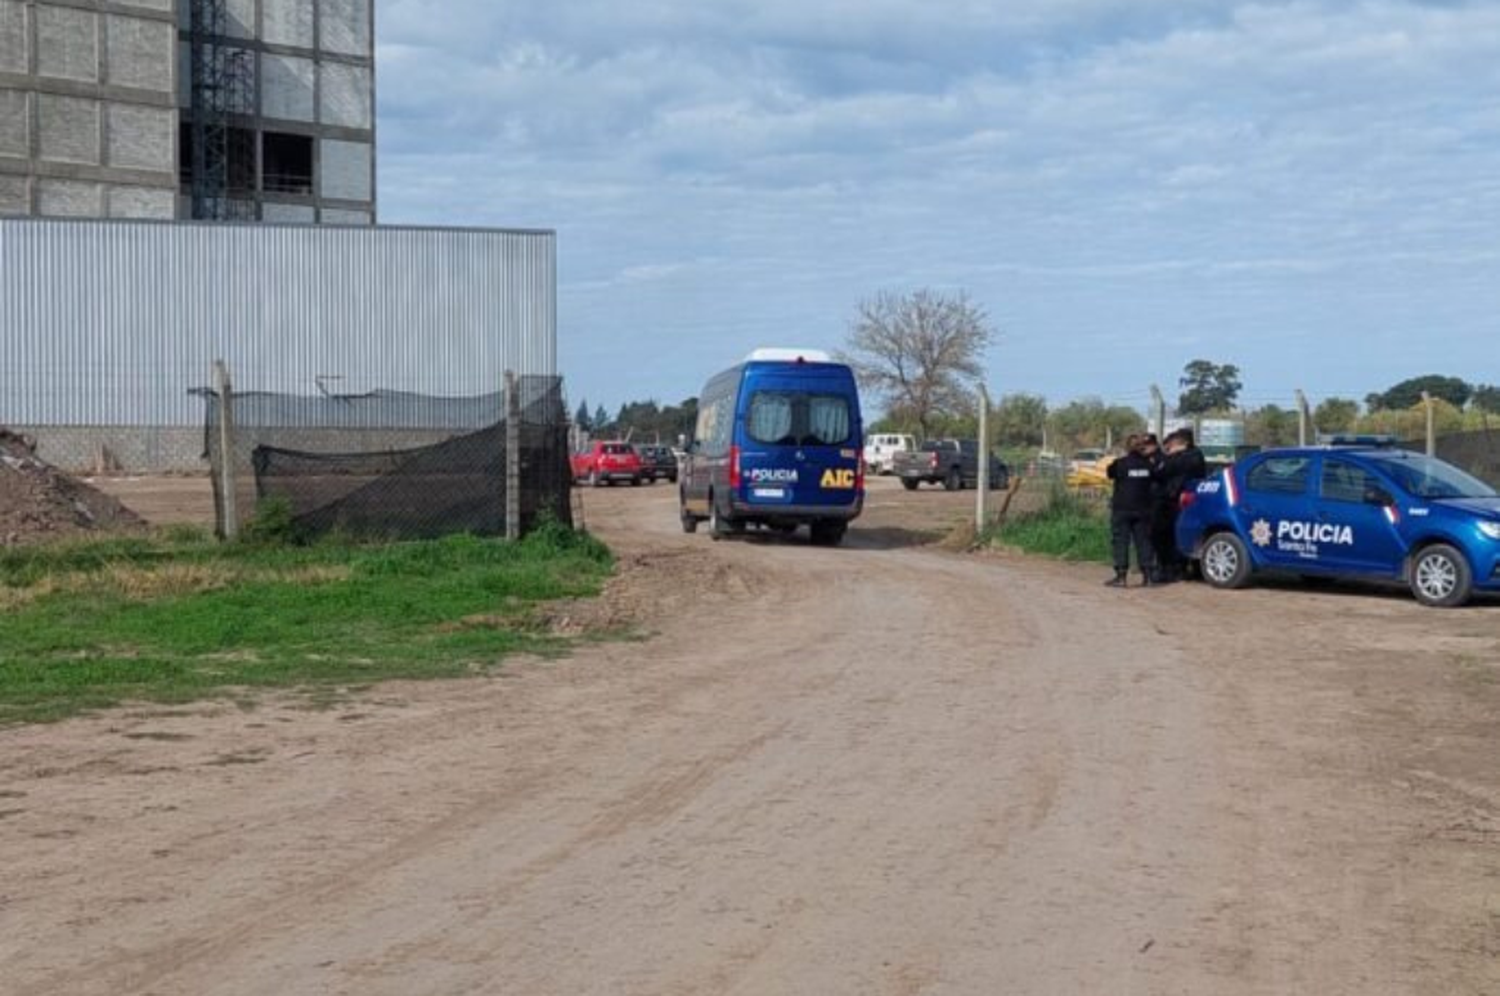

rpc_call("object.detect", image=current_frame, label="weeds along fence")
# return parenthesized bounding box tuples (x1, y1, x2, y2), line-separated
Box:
(200, 370, 573, 541)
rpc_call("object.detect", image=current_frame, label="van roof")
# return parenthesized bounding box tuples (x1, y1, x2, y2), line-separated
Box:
(744, 347, 834, 363)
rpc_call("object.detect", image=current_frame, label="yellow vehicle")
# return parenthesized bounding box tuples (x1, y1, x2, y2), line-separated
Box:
(1066, 451, 1115, 490)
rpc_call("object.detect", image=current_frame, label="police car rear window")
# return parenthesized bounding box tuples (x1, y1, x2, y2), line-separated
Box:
(1246, 457, 1310, 495)
(747, 392, 851, 446)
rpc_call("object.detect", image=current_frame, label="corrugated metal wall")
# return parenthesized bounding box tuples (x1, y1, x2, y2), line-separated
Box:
(0, 220, 557, 426)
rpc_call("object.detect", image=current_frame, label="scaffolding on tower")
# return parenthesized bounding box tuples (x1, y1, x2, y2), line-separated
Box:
(189, 0, 255, 221)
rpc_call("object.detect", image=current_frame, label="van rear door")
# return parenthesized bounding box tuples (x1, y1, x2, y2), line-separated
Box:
(737, 371, 861, 510)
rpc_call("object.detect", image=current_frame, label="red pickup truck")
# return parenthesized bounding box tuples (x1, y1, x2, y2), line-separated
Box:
(571, 441, 644, 486)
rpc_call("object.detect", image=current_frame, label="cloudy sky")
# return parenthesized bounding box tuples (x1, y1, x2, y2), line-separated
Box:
(375, 0, 1500, 416)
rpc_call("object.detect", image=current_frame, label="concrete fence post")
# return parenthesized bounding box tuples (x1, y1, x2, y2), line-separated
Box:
(1149, 384, 1166, 441)
(505, 370, 521, 540)
(1422, 391, 1436, 456)
(214, 360, 239, 541)
(1295, 389, 1310, 446)
(976, 384, 991, 531)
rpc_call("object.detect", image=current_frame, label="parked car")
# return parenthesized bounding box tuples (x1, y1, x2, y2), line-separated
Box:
(892, 439, 1010, 491)
(637, 444, 679, 484)
(571, 441, 644, 486)
(679, 347, 864, 545)
(1177, 439, 1500, 607)
(863, 433, 917, 475)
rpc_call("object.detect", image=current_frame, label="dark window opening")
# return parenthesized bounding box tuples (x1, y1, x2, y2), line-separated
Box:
(262, 132, 314, 195)
(179, 123, 257, 195)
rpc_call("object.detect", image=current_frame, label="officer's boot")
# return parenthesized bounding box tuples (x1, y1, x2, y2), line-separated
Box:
(1140, 571, 1156, 587)
(1104, 569, 1127, 588)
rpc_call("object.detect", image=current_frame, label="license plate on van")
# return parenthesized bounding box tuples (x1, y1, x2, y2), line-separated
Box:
(752, 487, 786, 499)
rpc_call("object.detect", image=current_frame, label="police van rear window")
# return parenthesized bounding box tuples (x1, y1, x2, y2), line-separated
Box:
(746, 392, 851, 446)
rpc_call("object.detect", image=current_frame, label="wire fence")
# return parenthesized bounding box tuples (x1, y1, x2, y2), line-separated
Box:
(201, 373, 573, 541)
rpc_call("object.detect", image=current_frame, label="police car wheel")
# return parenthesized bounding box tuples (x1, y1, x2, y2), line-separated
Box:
(1200, 533, 1251, 590)
(1409, 544, 1472, 608)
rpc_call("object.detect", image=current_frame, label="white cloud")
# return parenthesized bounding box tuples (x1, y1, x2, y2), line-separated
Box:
(375, 0, 1500, 408)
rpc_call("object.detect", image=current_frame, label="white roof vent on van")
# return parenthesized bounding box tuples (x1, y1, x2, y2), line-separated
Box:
(745, 347, 834, 363)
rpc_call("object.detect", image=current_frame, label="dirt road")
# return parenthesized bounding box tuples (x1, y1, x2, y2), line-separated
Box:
(2, 480, 1497, 994)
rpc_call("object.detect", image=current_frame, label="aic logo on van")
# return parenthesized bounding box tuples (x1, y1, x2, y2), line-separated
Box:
(821, 469, 856, 489)
(749, 468, 799, 484)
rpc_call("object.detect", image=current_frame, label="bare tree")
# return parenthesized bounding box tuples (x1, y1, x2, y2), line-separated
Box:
(843, 289, 994, 439)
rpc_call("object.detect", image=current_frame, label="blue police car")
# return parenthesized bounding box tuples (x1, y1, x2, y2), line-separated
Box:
(1176, 439, 1500, 607)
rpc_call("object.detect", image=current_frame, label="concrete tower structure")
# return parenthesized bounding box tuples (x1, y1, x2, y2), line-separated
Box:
(0, 0, 179, 218)
(0, 0, 375, 223)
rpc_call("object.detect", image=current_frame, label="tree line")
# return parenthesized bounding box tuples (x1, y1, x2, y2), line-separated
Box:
(577, 287, 1496, 452)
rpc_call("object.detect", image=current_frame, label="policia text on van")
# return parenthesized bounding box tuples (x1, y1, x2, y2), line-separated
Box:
(679, 349, 865, 546)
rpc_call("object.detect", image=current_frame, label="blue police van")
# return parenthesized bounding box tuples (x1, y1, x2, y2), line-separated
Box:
(1176, 438, 1500, 606)
(679, 349, 864, 545)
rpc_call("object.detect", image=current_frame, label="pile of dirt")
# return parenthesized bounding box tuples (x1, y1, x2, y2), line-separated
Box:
(0, 428, 145, 546)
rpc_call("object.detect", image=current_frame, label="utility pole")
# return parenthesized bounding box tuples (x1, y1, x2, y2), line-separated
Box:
(1149, 384, 1166, 440)
(1295, 389, 1310, 446)
(976, 385, 991, 531)
(1422, 391, 1436, 456)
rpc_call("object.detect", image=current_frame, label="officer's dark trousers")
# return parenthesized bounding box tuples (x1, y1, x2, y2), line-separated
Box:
(1151, 502, 1180, 577)
(1111, 509, 1154, 574)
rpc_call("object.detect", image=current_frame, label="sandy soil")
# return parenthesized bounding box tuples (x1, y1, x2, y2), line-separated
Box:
(1, 477, 1497, 995)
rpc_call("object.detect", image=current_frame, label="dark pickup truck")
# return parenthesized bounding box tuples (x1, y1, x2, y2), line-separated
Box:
(893, 439, 1011, 491)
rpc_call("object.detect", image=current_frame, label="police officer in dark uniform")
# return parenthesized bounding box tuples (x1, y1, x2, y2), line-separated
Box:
(1152, 428, 1209, 581)
(1105, 433, 1158, 587)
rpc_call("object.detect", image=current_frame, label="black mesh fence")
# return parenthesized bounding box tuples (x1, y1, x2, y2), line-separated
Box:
(200, 377, 573, 540)
(1402, 429, 1500, 487)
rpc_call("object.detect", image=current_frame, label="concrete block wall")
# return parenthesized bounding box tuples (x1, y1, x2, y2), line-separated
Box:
(0, 0, 179, 219)
(175, 0, 376, 224)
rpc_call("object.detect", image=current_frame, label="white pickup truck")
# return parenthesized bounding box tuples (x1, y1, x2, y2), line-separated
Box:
(863, 433, 916, 475)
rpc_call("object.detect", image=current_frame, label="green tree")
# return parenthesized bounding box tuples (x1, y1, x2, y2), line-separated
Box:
(1047, 398, 1144, 452)
(1244, 405, 1296, 447)
(574, 399, 592, 431)
(593, 404, 611, 434)
(1365, 375, 1471, 412)
(843, 288, 995, 439)
(991, 393, 1048, 448)
(1469, 384, 1500, 414)
(1177, 360, 1243, 415)
(1313, 397, 1359, 435)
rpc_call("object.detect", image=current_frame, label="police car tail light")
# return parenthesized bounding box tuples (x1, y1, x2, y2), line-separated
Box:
(1179, 490, 1196, 511)
(729, 445, 742, 490)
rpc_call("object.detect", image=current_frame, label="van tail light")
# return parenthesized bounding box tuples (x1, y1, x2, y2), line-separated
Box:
(856, 455, 866, 493)
(729, 444, 742, 490)
(1179, 490, 1196, 512)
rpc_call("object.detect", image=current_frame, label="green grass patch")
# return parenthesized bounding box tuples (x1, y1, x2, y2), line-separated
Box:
(984, 484, 1112, 563)
(0, 524, 612, 725)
